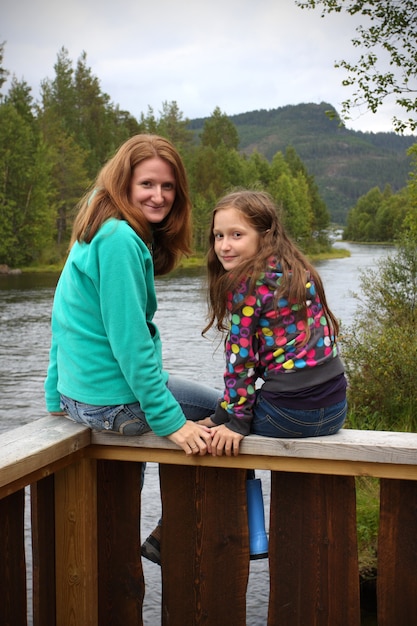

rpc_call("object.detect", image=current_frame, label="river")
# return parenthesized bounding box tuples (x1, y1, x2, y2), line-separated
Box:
(0, 242, 392, 624)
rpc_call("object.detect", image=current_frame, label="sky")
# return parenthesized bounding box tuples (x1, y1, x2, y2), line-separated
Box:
(0, 0, 404, 133)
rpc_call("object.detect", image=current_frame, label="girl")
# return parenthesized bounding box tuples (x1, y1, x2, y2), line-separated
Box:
(200, 190, 347, 456)
(44, 134, 218, 455)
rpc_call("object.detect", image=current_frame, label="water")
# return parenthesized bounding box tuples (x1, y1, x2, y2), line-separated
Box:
(314, 241, 394, 330)
(0, 243, 391, 624)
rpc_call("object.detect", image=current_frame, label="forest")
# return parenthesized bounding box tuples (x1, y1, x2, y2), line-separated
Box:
(190, 103, 416, 223)
(0, 44, 416, 268)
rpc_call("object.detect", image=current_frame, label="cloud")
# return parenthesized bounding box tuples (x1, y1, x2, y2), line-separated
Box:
(1, 0, 405, 132)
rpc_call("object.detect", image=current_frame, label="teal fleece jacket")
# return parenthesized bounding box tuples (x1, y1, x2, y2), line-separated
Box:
(44, 218, 186, 437)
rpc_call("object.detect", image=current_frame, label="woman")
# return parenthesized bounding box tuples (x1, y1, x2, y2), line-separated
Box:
(45, 134, 218, 455)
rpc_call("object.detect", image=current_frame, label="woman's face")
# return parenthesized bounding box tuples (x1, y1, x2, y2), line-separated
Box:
(213, 207, 260, 271)
(129, 157, 176, 223)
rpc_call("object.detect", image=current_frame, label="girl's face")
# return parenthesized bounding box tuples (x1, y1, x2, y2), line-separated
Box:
(213, 207, 260, 271)
(129, 157, 176, 224)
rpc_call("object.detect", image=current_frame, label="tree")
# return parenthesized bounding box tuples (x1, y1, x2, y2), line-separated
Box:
(285, 146, 330, 231)
(40, 48, 140, 178)
(271, 170, 314, 241)
(40, 47, 77, 137)
(156, 101, 194, 154)
(47, 129, 90, 246)
(0, 41, 9, 96)
(344, 183, 411, 241)
(296, 0, 417, 133)
(344, 186, 385, 241)
(4, 77, 34, 121)
(342, 143, 417, 429)
(342, 234, 417, 430)
(200, 107, 239, 150)
(242, 150, 272, 188)
(0, 102, 55, 266)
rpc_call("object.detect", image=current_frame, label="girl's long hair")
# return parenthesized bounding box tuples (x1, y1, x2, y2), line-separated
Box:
(70, 134, 192, 275)
(203, 190, 339, 340)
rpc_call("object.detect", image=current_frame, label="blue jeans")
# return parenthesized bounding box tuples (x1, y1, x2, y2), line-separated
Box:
(251, 394, 347, 438)
(60, 375, 219, 435)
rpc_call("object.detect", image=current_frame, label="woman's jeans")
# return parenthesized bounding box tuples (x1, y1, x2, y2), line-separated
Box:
(61, 376, 219, 495)
(251, 394, 347, 438)
(60, 375, 219, 435)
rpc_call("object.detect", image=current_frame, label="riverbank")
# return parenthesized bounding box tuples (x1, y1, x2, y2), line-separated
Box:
(14, 245, 351, 275)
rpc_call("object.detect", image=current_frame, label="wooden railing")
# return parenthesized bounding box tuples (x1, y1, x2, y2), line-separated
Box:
(1, 415, 417, 625)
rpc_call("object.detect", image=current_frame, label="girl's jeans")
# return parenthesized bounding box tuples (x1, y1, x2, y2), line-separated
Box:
(251, 394, 347, 438)
(60, 375, 219, 435)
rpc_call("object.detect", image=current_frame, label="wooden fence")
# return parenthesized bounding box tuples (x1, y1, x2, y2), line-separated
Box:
(1, 415, 417, 625)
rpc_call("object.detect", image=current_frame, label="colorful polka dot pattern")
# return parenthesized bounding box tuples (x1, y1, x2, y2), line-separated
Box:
(220, 264, 339, 424)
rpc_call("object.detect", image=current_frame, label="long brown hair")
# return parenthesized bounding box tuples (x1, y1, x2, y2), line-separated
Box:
(204, 190, 339, 340)
(70, 134, 192, 275)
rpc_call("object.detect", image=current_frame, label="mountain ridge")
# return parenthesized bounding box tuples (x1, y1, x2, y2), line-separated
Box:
(188, 102, 416, 223)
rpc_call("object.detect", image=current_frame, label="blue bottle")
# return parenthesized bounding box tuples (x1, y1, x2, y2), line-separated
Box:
(246, 478, 268, 559)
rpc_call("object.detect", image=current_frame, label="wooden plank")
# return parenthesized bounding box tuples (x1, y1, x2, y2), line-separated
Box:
(2, 418, 417, 499)
(31, 476, 56, 626)
(0, 416, 90, 490)
(268, 472, 360, 625)
(0, 450, 86, 501)
(90, 444, 417, 481)
(97, 460, 144, 626)
(92, 428, 417, 466)
(54, 457, 98, 626)
(377, 479, 417, 625)
(160, 464, 249, 625)
(0, 489, 27, 626)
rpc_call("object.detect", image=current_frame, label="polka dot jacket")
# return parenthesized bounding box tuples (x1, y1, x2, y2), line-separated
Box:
(212, 260, 345, 435)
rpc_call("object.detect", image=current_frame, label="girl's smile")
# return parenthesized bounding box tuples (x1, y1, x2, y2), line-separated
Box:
(213, 207, 260, 271)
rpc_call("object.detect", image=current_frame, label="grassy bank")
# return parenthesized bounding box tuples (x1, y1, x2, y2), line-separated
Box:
(21, 246, 351, 274)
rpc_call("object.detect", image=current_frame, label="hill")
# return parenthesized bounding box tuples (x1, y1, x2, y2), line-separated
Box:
(188, 103, 416, 224)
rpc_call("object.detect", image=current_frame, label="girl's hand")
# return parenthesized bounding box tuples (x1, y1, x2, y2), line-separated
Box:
(210, 424, 244, 457)
(167, 420, 213, 456)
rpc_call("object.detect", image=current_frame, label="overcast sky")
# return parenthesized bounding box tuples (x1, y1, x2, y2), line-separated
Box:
(1, 0, 404, 133)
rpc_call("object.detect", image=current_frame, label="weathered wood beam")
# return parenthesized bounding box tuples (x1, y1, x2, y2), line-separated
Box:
(0, 489, 27, 625)
(54, 457, 98, 626)
(160, 464, 249, 626)
(0, 416, 90, 498)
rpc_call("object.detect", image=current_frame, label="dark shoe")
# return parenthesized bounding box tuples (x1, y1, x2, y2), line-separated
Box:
(141, 525, 161, 565)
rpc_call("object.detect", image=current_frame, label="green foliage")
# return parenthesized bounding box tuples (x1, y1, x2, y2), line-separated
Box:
(285, 146, 329, 232)
(138, 101, 195, 157)
(188, 117, 331, 253)
(0, 88, 56, 267)
(200, 106, 239, 150)
(342, 234, 417, 431)
(343, 184, 410, 242)
(40, 47, 141, 179)
(0, 41, 8, 93)
(296, 0, 417, 133)
(355, 477, 379, 578)
(1, 42, 414, 266)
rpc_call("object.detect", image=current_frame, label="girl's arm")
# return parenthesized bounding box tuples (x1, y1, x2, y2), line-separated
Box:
(213, 281, 267, 437)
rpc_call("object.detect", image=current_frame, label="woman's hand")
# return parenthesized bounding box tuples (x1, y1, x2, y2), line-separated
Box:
(167, 420, 213, 456)
(210, 424, 244, 457)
